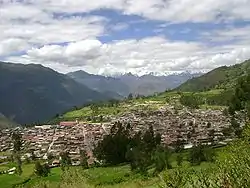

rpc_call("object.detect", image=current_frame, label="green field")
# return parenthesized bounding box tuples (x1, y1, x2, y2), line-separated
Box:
(0, 161, 218, 188)
(0, 163, 34, 188)
(0, 149, 216, 188)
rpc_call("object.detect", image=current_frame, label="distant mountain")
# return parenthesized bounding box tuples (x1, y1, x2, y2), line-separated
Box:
(68, 71, 202, 97)
(177, 59, 250, 92)
(0, 113, 18, 129)
(67, 71, 129, 98)
(117, 72, 202, 96)
(0, 62, 110, 125)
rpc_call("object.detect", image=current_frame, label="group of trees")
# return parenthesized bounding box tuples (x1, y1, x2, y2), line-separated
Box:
(93, 121, 217, 175)
(225, 73, 250, 137)
(34, 161, 50, 177)
(229, 73, 250, 120)
(179, 91, 231, 109)
(93, 122, 169, 175)
(12, 132, 23, 175)
(188, 144, 215, 165)
(179, 94, 201, 109)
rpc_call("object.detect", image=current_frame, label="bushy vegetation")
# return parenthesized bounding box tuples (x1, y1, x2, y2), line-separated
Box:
(161, 124, 250, 188)
(34, 161, 50, 177)
(179, 90, 232, 108)
(93, 122, 167, 175)
(12, 132, 23, 175)
(229, 73, 250, 118)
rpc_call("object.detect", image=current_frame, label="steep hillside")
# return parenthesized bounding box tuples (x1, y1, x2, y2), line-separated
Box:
(0, 62, 110, 125)
(68, 71, 202, 97)
(177, 59, 250, 92)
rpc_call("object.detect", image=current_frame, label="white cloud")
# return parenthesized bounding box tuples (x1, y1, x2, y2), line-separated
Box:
(0, 16, 106, 44)
(6, 36, 250, 75)
(14, 0, 250, 23)
(0, 2, 107, 55)
(0, 38, 30, 56)
(202, 26, 250, 43)
(24, 39, 103, 66)
(1, 0, 250, 75)
(0, 3, 51, 22)
(7, 34, 250, 75)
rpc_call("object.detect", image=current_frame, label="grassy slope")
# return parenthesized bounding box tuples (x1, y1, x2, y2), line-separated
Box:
(52, 89, 226, 123)
(51, 93, 174, 123)
(0, 163, 34, 188)
(0, 150, 216, 188)
(177, 59, 250, 92)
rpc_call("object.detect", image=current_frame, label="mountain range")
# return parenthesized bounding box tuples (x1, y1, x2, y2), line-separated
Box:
(0, 61, 201, 126)
(2, 59, 250, 127)
(68, 71, 202, 97)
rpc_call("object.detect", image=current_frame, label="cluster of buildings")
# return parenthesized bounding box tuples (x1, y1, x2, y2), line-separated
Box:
(0, 104, 237, 164)
(115, 106, 234, 147)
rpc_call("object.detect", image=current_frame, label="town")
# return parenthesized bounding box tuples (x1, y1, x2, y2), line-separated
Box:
(0, 103, 238, 166)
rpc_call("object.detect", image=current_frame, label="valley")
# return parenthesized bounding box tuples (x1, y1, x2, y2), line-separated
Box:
(0, 60, 250, 188)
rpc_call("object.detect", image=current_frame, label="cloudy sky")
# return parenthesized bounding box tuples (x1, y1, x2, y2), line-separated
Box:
(1, 0, 250, 75)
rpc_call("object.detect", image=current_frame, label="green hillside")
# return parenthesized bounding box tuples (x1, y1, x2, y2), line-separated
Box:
(177, 59, 250, 92)
(51, 89, 227, 124)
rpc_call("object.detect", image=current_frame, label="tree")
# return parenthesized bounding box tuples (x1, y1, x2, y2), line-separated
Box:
(47, 153, 54, 165)
(127, 127, 162, 175)
(208, 129, 215, 144)
(176, 154, 183, 166)
(189, 144, 215, 165)
(94, 122, 131, 165)
(90, 104, 99, 119)
(143, 125, 156, 153)
(231, 117, 242, 137)
(30, 150, 36, 161)
(12, 132, 22, 152)
(180, 94, 201, 109)
(34, 161, 50, 177)
(173, 139, 184, 153)
(229, 74, 250, 121)
(80, 150, 89, 169)
(12, 132, 23, 175)
(60, 152, 71, 171)
(127, 93, 133, 100)
(153, 146, 172, 175)
(189, 144, 205, 166)
(126, 147, 148, 174)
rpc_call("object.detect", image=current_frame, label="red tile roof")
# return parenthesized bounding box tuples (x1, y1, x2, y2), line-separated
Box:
(59, 121, 77, 126)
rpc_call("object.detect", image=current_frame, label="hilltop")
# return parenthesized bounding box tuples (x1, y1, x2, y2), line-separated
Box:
(177, 59, 250, 92)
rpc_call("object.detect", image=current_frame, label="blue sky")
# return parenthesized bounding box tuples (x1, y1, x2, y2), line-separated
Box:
(1, 0, 250, 75)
